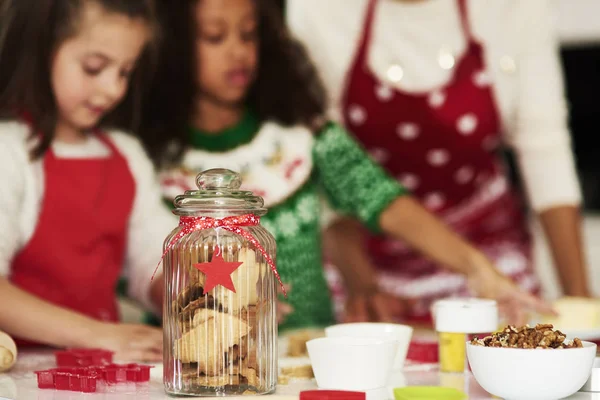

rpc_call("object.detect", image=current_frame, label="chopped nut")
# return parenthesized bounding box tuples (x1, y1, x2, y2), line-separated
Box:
(470, 324, 583, 349)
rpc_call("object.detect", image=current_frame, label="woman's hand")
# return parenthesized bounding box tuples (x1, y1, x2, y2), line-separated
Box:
(379, 197, 557, 325)
(467, 258, 556, 326)
(345, 289, 414, 323)
(86, 322, 163, 362)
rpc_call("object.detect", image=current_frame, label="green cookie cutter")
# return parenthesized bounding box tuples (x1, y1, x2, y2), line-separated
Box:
(394, 386, 467, 400)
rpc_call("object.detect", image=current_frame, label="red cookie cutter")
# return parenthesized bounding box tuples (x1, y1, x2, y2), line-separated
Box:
(406, 340, 439, 364)
(300, 390, 366, 400)
(35, 364, 153, 392)
(35, 368, 100, 393)
(101, 363, 153, 383)
(55, 349, 114, 367)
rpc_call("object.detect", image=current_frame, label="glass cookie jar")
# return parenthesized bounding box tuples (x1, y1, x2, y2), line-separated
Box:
(162, 169, 281, 396)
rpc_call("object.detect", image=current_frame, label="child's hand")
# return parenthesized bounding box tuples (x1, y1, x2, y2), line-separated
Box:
(88, 322, 163, 362)
(468, 261, 557, 326)
(345, 290, 415, 323)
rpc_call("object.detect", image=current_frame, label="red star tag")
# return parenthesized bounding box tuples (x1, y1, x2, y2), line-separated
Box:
(193, 247, 243, 293)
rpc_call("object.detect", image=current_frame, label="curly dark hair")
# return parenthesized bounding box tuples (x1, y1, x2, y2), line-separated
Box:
(0, 0, 159, 159)
(139, 0, 327, 168)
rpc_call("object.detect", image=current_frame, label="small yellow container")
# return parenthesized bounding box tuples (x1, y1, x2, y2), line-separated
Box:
(433, 299, 498, 374)
(438, 332, 467, 373)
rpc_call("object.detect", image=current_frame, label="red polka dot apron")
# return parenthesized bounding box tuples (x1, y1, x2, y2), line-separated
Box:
(10, 133, 135, 346)
(335, 0, 539, 322)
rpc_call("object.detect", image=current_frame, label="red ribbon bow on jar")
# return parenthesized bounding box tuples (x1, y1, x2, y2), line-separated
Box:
(153, 214, 286, 296)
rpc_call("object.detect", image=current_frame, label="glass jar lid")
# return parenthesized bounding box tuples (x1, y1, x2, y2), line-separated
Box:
(173, 169, 266, 216)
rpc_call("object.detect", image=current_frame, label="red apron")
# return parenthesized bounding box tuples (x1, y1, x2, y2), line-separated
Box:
(10, 134, 135, 346)
(333, 0, 539, 320)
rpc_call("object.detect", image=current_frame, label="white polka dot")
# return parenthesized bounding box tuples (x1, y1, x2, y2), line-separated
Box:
(348, 104, 367, 125)
(396, 123, 420, 140)
(426, 149, 450, 167)
(376, 85, 394, 101)
(473, 70, 492, 87)
(500, 55, 517, 74)
(438, 48, 455, 70)
(369, 148, 390, 164)
(482, 136, 499, 151)
(454, 166, 475, 184)
(398, 173, 420, 190)
(487, 178, 507, 197)
(387, 64, 404, 83)
(423, 192, 446, 210)
(428, 90, 446, 108)
(457, 113, 478, 135)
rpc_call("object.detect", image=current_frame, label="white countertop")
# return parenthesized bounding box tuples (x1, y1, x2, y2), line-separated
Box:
(0, 350, 598, 400)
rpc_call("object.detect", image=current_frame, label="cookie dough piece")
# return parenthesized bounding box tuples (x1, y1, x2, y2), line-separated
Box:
(543, 297, 600, 330)
(287, 330, 324, 357)
(281, 365, 314, 379)
(0, 332, 16, 372)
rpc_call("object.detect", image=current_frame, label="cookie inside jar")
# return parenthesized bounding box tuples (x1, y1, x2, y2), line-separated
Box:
(172, 243, 275, 395)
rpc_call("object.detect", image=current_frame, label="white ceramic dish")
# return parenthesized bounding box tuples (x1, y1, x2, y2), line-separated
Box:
(324, 322, 413, 370)
(580, 357, 600, 392)
(467, 340, 597, 400)
(306, 336, 398, 391)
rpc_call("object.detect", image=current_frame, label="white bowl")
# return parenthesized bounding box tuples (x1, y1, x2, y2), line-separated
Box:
(467, 341, 597, 400)
(325, 322, 413, 369)
(306, 336, 398, 391)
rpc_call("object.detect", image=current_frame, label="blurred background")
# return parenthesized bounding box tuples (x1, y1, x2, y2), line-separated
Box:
(558, 0, 600, 211)
(530, 0, 600, 300)
(123, 0, 600, 320)
(272, 0, 600, 299)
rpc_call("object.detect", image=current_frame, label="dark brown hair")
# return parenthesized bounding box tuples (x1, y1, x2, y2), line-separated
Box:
(138, 0, 327, 168)
(0, 0, 158, 159)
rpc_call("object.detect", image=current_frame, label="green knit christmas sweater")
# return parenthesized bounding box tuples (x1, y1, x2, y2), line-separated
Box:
(158, 112, 407, 332)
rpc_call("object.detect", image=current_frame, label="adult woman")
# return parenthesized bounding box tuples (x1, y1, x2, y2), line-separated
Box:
(287, 0, 590, 321)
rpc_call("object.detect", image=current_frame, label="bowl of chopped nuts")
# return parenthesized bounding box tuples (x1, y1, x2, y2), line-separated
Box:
(467, 324, 596, 400)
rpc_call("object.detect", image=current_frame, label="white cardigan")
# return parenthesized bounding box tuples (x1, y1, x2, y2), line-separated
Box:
(0, 121, 177, 313)
(287, 0, 581, 212)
